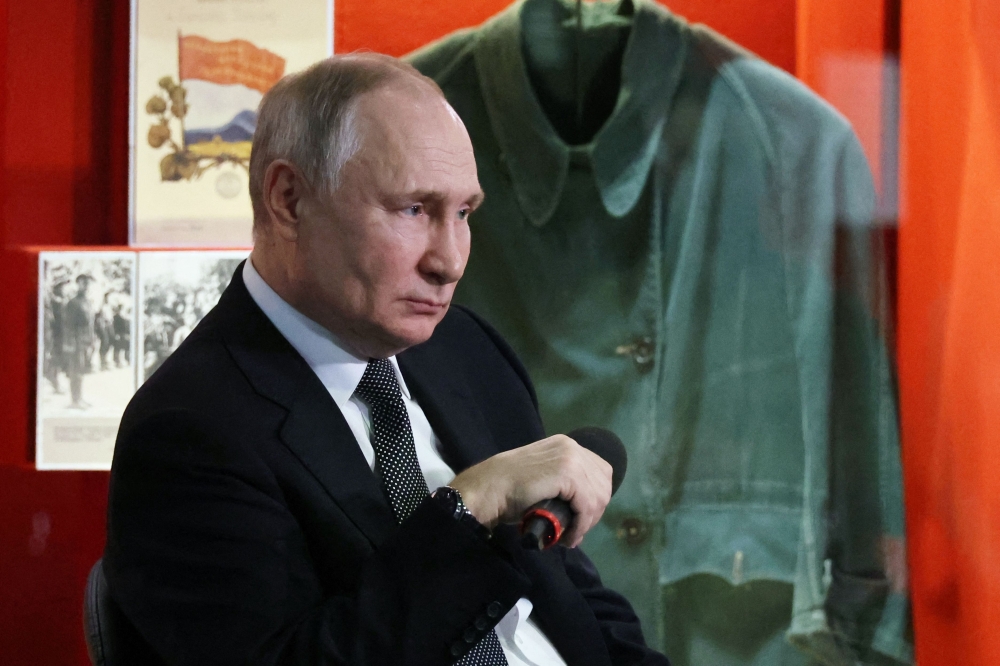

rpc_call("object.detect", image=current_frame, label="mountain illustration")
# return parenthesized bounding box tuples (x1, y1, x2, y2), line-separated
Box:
(185, 109, 257, 145)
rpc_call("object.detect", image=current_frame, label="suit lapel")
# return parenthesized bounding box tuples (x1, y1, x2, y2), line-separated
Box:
(217, 267, 396, 547)
(277, 389, 397, 547)
(398, 339, 496, 473)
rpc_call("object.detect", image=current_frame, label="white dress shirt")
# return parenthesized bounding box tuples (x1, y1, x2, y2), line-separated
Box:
(243, 259, 566, 666)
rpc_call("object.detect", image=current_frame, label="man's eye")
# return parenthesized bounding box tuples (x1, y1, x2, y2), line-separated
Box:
(404, 205, 422, 217)
(457, 208, 470, 221)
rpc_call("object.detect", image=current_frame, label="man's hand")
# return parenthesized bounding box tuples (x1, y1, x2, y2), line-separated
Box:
(449, 435, 613, 548)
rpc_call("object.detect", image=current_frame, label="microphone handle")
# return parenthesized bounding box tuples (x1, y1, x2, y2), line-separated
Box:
(519, 498, 573, 550)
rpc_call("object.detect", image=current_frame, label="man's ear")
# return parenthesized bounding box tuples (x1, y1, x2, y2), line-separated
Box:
(262, 160, 309, 242)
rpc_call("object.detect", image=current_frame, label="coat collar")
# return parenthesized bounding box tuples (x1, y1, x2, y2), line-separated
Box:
(473, 0, 689, 226)
(216, 264, 495, 547)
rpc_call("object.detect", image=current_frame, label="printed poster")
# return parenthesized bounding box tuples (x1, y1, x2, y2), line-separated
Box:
(130, 0, 333, 247)
(36, 252, 138, 470)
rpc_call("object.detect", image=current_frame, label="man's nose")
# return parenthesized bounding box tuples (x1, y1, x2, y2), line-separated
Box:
(419, 220, 468, 285)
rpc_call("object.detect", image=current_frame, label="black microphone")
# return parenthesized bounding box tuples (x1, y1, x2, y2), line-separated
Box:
(519, 427, 627, 550)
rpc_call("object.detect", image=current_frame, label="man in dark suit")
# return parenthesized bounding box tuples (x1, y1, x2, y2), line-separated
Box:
(104, 53, 668, 666)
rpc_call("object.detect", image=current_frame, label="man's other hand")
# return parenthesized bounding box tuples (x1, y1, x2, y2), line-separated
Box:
(449, 435, 613, 548)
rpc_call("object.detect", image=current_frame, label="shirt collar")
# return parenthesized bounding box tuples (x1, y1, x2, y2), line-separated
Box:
(242, 259, 412, 407)
(473, 0, 689, 226)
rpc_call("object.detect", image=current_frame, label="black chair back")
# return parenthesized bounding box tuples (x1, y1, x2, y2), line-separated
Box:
(83, 559, 113, 665)
(83, 559, 167, 665)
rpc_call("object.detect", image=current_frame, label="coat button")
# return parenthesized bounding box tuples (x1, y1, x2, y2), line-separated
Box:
(615, 336, 655, 373)
(450, 642, 465, 657)
(616, 516, 650, 546)
(463, 627, 478, 643)
(486, 601, 503, 618)
(474, 615, 489, 630)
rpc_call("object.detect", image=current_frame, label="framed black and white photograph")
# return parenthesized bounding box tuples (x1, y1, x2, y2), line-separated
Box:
(36, 251, 138, 470)
(139, 250, 247, 383)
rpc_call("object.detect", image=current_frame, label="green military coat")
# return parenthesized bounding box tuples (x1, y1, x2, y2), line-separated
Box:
(409, 1, 911, 663)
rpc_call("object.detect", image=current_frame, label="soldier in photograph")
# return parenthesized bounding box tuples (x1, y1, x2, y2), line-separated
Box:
(43, 276, 70, 394)
(64, 273, 96, 409)
(112, 303, 131, 367)
(95, 292, 115, 371)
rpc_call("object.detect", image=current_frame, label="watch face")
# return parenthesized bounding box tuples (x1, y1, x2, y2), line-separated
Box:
(438, 486, 465, 519)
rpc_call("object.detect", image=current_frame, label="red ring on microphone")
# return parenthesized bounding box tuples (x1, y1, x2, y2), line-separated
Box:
(520, 508, 565, 549)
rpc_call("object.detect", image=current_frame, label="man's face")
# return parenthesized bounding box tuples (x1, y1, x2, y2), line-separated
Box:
(292, 82, 483, 357)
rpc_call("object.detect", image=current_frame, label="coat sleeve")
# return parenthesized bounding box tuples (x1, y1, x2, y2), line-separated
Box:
(823, 131, 913, 665)
(104, 407, 531, 666)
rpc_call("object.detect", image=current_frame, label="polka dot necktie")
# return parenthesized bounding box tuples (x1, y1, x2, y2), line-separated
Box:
(355, 358, 429, 523)
(354, 359, 509, 665)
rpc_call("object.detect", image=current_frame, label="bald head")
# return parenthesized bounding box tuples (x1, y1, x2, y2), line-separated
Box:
(248, 53, 445, 236)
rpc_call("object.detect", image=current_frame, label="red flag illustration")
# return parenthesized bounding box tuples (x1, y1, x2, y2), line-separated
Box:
(179, 35, 286, 94)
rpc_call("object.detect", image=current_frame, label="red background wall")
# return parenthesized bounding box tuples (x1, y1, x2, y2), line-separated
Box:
(335, 0, 796, 70)
(898, 0, 1000, 662)
(0, 0, 129, 662)
(0, 1, 861, 663)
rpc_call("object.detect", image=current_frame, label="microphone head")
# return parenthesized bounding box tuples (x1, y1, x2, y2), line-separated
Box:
(566, 427, 627, 495)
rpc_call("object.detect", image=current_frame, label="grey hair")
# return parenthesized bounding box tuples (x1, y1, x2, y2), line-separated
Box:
(248, 53, 441, 233)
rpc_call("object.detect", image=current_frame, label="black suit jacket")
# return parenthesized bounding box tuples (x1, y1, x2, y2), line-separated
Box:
(104, 266, 666, 666)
